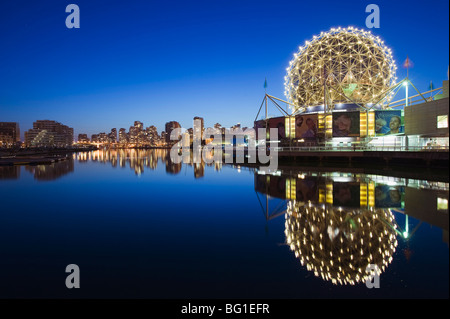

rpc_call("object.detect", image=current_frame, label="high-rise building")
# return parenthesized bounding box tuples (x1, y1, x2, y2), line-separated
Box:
(25, 120, 73, 147)
(193, 116, 204, 141)
(100, 133, 109, 143)
(109, 128, 117, 143)
(78, 134, 89, 143)
(119, 128, 128, 144)
(187, 128, 194, 142)
(161, 131, 168, 145)
(136, 122, 145, 144)
(134, 121, 143, 130)
(165, 121, 181, 144)
(125, 121, 144, 144)
(90, 128, 118, 144)
(145, 125, 159, 146)
(129, 126, 138, 144)
(0, 122, 20, 147)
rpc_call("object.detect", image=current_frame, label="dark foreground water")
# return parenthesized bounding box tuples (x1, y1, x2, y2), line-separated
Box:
(0, 149, 448, 299)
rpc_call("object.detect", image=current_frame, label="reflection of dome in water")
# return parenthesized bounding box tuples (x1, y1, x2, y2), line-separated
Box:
(285, 201, 398, 285)
(284, 27, 397, 110)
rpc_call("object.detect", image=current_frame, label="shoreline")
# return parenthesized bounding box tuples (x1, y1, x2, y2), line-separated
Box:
(234, 159, 449, 183)
(0, 147, 96, 166)
(1, 147, 448, 179)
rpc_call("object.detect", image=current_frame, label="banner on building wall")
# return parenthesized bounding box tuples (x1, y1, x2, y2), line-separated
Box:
(332, 112, 360, 137)
(295, 114, 318, 140)
(268, 117, 286, 140)
(375, 110, 404, 136)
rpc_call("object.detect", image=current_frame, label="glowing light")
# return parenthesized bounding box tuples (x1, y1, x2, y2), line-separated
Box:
(285, 27, 397, 112)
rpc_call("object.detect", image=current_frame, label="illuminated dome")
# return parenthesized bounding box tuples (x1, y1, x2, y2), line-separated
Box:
(284, 27, 397, 111)
(285, 201, 398, 285)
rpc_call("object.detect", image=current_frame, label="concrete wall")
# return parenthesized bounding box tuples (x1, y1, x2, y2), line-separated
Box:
(405, 97, 449, 136)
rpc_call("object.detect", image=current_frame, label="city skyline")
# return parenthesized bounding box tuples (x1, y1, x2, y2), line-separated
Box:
(3, 115, 243, 143)
(1, 0, 449, 139)
(9, 116, 245, 145)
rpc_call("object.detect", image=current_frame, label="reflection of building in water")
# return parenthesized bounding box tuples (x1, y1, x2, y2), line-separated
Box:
(76, 152, 89, 162)
(375, 185, 403, 208)
(147, 149, 160, 170)
(118, 150, 127, 168)
(404, 187, 449, 243)
(165, 151, 182, 175)
(75, 148, 221, 177)
(253, 171, 445, 211)
(0, 166, 20, 179)
(285, 201, 397, 285)
(25, 159, 74, 181)
(255, 169, 449, 250)
(194, 162, 205, 178)
(127, 149, 145, 175)
(84, 149, 169, 175)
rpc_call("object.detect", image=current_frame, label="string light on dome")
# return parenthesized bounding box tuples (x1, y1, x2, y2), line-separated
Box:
(285, 27, 397, 112)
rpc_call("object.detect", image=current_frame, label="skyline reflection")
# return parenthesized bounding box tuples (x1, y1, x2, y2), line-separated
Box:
(0, 149, 225, 181)
(25, 159, 74, 181)
(0, 166, 20, 180)
(76, 149, 221, 178)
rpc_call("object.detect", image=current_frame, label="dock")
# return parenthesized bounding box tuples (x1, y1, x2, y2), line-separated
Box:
(0, 155, 69, 166)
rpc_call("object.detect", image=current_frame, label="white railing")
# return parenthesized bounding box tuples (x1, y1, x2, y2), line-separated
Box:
(273, 145, 449, 152)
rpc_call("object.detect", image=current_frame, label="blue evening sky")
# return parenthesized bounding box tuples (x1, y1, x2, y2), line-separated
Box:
(0, 0, 448, 138)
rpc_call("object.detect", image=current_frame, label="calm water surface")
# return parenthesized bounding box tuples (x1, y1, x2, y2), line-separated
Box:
(0, 149, 448, 298)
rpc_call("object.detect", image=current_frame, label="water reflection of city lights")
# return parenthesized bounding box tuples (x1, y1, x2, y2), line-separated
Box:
(75, 149, 220, 178)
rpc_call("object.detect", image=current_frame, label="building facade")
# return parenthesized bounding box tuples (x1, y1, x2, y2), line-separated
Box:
(25, 120, 73, 147)
(78, 134, 90, 143)
(0, 122, 20, 147)
(165, 121, 181, 145)
(255, 80, 449, 149)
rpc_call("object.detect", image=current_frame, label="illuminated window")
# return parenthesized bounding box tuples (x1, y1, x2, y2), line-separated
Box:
(437, 197, 448, 211)
(437, 115, 448, 129)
